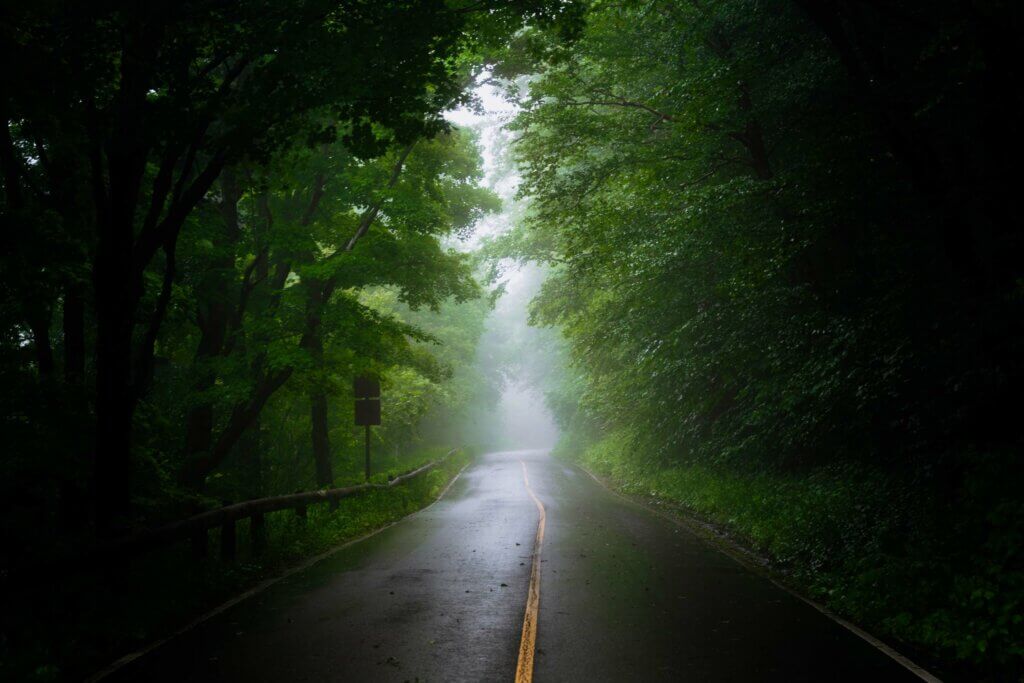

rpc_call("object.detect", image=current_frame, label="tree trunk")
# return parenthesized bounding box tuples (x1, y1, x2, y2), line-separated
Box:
(305, 281, 334, 488)
(91, 20, 152, 533)
(241, 414, 264, 498)
(63, 283, 85, 383)
(93, 277, 136, 534)
(184, 402, 215, 460)
(180, 366, 293, 487)
(183, 171, 241, 468)
(183, 312, 225, 461)
(28, 310, 54, 380)
(93, 136, 143, 532)
(310, 390, 333, 488)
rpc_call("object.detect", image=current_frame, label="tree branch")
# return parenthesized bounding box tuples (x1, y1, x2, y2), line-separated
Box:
(133, 240, 177, 403)
(140, 146, 182, 240)
(341, 142, 416, 254)
(134, 151, 226, 273)
(565, 88, 677, 124)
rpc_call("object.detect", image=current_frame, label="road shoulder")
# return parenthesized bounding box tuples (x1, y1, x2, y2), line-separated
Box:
(571, 461, 942, 683)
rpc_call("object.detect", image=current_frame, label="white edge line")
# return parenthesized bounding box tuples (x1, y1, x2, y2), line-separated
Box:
(576, 464, 943, 683)
(86, 460, 471, 683)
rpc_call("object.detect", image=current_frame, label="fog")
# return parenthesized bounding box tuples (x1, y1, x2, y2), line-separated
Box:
(447, 77, 562, 451)
(483, 264, 561, 449)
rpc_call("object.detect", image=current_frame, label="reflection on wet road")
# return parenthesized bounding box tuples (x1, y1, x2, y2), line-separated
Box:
(107, 450, 922, 682)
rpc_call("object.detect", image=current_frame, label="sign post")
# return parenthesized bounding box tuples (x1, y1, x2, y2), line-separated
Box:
(354, 375, 381, 481)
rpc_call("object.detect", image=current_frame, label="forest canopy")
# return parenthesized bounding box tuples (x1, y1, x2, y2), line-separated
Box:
(0, 0, 578, 537)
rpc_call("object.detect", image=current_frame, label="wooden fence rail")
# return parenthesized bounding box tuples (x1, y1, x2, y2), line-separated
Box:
(105, 449, 458, 562)
(3, 450, 460, 587)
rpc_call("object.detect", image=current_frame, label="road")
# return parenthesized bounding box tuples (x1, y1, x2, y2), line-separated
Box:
(106, 449, 924, 682)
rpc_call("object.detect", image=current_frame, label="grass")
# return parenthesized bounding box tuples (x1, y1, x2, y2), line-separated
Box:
(5, 446, 472, 682)
(558, 430, 1024, 682)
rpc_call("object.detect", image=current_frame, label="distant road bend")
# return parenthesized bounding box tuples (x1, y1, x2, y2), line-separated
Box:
(105, 449, 933, 682)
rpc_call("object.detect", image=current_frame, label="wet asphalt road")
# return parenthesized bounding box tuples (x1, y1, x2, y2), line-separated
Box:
(107, 450, 920, 682)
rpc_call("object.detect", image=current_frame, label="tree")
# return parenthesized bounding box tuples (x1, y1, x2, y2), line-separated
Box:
(1, 0, 575, 531)
(174, 128, 495, 490)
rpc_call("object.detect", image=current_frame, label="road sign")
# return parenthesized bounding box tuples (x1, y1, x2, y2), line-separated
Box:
(354, 397, 381, 425)
(354, 375, 380, 399)
(354, 373, 381, 427)
(354, 374, 381, 481)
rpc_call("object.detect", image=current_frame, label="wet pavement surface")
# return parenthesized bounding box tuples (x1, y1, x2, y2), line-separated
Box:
(108, 449, 920, 682)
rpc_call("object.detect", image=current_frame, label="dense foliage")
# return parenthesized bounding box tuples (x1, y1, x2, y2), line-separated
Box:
(0, 0, 579, 531)
(0, 1, 581, 676)
(501, 0, 1024, 678)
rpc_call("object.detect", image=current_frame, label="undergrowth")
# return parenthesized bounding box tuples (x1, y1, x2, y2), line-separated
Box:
(4, 446, 472, 682)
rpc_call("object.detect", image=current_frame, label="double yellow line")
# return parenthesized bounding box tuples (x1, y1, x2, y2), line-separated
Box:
(515, 460, 547, 683)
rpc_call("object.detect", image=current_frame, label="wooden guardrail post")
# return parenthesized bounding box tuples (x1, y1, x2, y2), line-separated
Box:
(251, 512, 267, 555)
(221, 519, 237, 562)
(191, 529, 208, 558)
(295, 504, 307, 522)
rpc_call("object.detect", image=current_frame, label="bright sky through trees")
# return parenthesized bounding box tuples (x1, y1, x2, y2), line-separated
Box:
(446, 76, 560, 449)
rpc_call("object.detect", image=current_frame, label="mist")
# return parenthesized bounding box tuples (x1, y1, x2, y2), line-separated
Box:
(448, 78, 563, 452)
(481, 263, 561, 450)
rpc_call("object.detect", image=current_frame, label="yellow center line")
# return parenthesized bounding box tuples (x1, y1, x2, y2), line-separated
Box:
(515, 459, 546, 683)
